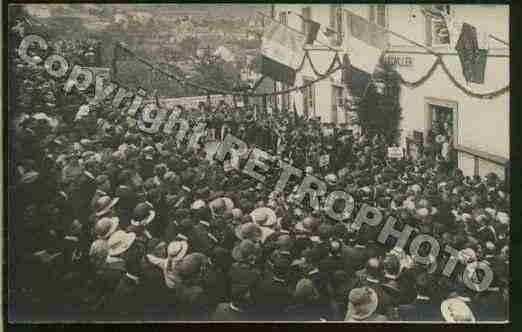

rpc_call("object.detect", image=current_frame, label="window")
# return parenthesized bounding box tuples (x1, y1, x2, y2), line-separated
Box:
(279, 11, 288, 25)
(369, 5, 387, 27)
(273, 81, 278, 109)
(334, 86, 344, 108)
(331, 86, 344, 124)
(426, 5, 450, 46)
(329, 5, 344, 46)
(270, 4, 276, 19)
(303, 79, 315, 118)
(302, 7, 311, 38)
(282, 84, 290, 111)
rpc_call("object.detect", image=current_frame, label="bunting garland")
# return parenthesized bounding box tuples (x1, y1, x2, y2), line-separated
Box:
(396, 55, 508, 99)
(114, 42, 343, 97)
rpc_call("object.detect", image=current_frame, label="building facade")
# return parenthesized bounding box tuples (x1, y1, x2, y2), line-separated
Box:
(270, 4, 509, 179)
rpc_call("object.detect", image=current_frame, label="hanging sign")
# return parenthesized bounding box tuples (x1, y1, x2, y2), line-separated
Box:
(383, 55, 413, 67)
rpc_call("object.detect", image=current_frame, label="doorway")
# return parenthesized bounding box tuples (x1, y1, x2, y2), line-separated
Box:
(425, 98, 458, 165)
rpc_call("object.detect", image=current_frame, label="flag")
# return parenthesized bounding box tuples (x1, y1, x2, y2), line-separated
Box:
(345, 9, 387, 75)
(260, 18, 306, 85)
(441, 12, 489, 84)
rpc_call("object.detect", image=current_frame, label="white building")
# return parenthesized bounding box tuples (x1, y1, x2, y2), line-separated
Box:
(270, 4, 509, 179)
(214, 46, 236, 63)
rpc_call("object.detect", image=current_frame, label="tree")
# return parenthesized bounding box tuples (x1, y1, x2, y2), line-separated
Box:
(356, 63, 403, 143)
(191, 56, 238, 91)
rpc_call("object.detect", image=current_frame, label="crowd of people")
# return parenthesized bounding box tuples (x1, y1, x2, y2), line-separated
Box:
(11, 32, 510, 322)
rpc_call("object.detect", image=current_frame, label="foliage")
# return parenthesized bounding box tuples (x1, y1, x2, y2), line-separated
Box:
(356, 63, 403, 143)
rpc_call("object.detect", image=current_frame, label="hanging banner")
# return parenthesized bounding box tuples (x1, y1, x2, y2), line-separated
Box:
(345, 9, 387, 75)
(156, 94, 234, 110)
(260, 17, 306, 84)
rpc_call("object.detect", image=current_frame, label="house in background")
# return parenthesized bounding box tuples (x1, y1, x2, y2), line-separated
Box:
(269, 4, 509, 179)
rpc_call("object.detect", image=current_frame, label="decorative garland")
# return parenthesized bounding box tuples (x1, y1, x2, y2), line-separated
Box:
(123, 40, 507, 100)
(116, 44, 343, 97)
(398, 57, 442, 88)
(438, 58, 510, 99)
(394, 53, 509, 99)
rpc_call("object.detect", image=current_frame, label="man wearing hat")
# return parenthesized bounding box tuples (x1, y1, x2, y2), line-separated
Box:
(284, 278, 329, 321)
(381, 253, 416, 309)
(229, 239, 262, 293)
(127, 202, 157, 244)
(103, 231, 145, 319)
(252, 250, 295, 320)
(344, 287, 388, 321)
(397, 270, 444, 321)
(440, 298, 476, 322)
(91, 175, 113, 209)
(211, 283, 254, 321)
(92, 195, 120, 224)
(175, 253, 213, 320)
(94, 217, 120, 241)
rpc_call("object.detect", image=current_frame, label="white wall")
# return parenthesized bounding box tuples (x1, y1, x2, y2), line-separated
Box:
(391, 4, 510, 163)
(387, 5, 509, 48)
(274, 4, 352, 123)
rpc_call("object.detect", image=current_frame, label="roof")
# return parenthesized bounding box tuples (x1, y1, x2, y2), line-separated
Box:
(214, 46, 235, 62)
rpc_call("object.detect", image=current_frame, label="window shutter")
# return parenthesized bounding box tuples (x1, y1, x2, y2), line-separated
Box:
(425, 16, 433, 46)
(302, 7, 311, 36)
(330, 5, 336, 28)
(377, 5, 386, 27)
(336, 8, 343, 45)
(331, 87, 338, 124)
(369, 5, 376, 23)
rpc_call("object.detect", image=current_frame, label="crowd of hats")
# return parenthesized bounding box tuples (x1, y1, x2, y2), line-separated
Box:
(12, 36, 510, 322)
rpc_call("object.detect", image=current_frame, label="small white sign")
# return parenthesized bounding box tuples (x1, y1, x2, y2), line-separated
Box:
(387, 147, 404, 159)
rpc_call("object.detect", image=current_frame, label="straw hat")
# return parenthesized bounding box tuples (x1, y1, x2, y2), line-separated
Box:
(250, 207, 277, 227)
(107, 230, 136, 257)
(441, 298, 476, 322)
(89, 239, 109, 265)
(167, 240, 189, 261)
(209, 197, 234, 215)
(345, 287, 379, 320)
(259, 226, 275, 243)
(94, 216, 120, 240)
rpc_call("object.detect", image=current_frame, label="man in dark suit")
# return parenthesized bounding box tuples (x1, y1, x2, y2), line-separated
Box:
(251, 251, 294, 321)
